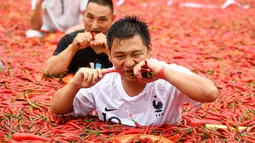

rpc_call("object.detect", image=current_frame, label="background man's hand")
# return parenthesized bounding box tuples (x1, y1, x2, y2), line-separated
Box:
(72, 32, 93, 51)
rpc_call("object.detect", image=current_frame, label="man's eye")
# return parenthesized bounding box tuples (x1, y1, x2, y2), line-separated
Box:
(99, 18, 107, 22)
(116, 56, 124, 59)
(133, 53, 141, 57)
(87, 16, 93, 19)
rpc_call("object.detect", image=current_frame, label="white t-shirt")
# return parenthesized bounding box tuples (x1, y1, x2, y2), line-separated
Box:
(31, 0, 88, 32)
(72, 64, 202, 126)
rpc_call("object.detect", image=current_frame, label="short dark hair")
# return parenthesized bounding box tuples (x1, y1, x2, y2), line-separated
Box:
(107, 15, 151, 50)
(87, 0, 114, 13)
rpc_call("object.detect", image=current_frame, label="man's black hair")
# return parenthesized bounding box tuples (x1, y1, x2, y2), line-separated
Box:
(107, 15, 151, 50)
(87, 0, 114, 13)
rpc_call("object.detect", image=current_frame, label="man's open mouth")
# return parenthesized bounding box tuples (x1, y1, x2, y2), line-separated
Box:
(125, 70, 134, 77)
(91, 31, 100, 34)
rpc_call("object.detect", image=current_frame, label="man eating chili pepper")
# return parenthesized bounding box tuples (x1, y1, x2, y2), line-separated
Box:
(43, 0, 116, 76)
(50, 15, 220, 126)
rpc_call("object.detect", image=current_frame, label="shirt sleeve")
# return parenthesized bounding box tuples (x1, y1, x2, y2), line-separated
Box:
(31, 0, 46, 10)
(72, 88, 96, 116)
(168, 64, 202, 109)
(80, 0, 88, 12)
(31, 0, 37, 9)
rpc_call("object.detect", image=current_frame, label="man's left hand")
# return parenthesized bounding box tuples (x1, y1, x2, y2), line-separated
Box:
(90, 33, 108, 54)
(133, 58, 165, 82)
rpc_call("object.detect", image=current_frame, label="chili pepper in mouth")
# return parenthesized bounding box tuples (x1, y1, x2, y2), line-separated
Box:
(90, 32, 95, 41)
(102, 66, 154, 80)
(102, 69, 117, 74)
(124, 60, 154, 79)
(103, 68, 134, 77)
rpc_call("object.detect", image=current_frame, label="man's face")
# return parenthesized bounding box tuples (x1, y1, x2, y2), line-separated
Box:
(109, 35, 152, 82)
(83, 2, 114, 34)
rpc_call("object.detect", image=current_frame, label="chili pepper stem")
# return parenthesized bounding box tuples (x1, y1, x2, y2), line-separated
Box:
(205, 124, 251, 131)
(25, 94, 42, 111)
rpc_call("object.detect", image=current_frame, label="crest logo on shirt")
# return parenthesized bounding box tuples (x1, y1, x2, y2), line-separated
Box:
(152, 95, 164, 117)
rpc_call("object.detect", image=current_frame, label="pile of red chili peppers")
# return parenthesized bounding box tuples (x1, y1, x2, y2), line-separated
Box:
(0, 0, 255, 142)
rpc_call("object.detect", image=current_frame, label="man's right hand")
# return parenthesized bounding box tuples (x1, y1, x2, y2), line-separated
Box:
(72, 32, 93, 51)
(70, 68, 104, 89)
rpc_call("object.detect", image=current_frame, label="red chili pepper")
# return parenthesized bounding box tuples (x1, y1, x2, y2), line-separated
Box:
(22, 64, 35, 71)
(90, 32, 95, 41)
(127, 136, 154, 143)
(11, 133, 48, 142)
(118, 128, 143, 136)
(184, 116, 221, 126)
(0, 79, 8, 83)
(66, 122, 83, 130)
(243, 136, 255, 142)
(142, 125, 151, 134)
(129, 114, 142, 128)
(132, 119, 142, 128)
(102, 69, 117, 74)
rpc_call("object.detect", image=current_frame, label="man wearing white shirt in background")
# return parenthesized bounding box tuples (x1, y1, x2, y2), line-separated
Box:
(26, 0, 88, 38)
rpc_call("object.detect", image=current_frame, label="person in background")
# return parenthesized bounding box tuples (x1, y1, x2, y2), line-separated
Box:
(43, 0, 115, 76)
(26, 0, 88, 38)
(50, 15, 220, 126)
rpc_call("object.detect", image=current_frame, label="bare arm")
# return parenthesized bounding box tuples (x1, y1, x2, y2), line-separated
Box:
(44, 44, 78, 76)
(43, 32, 93, 76)
(162, 66, 219, 102)
(30, 0, 44, 30)
(50, 68, 104, 114)
(133, 59, 220, 103)
(50, 80, 80, 114)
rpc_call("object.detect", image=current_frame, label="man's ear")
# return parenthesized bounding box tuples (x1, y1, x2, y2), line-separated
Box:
(106, 48, 112, 62)
(148, 46, 152, 57)
(112, 14, 116, 22)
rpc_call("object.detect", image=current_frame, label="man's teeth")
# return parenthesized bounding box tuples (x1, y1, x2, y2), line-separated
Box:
(126, 71, 134, 76)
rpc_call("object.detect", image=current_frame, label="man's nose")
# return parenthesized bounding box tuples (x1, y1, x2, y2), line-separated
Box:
(124, 58, 136, 68)
(91, 20, 99, 30)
